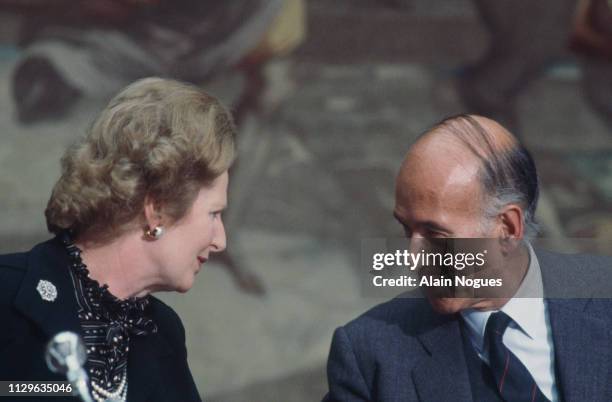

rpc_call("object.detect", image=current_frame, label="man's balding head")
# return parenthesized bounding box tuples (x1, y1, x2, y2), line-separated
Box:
(395, 114, 539, 239)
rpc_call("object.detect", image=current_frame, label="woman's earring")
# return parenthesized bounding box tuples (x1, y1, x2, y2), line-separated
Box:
(146, 226, 164, 239)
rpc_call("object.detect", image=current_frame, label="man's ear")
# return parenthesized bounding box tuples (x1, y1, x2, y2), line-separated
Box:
(498, 204, 524, 253)
(500, 204, 524, 239)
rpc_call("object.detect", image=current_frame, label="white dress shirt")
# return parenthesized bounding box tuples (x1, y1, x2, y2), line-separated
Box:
(460, 242, 559, 402)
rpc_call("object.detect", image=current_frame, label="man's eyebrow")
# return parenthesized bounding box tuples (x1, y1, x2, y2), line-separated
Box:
(421, 221, 450, 233)
(393, 212, 450, 233)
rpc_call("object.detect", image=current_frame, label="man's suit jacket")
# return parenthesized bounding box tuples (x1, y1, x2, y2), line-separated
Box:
(0, 237, 201, 402)
(323, 249, 612, 402)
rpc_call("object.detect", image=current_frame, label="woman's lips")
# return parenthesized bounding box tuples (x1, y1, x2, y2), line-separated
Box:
(197, 256, 207, 264)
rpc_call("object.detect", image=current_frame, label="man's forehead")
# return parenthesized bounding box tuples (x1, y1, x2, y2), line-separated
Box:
(395, 135, 484, 220)
(396, 165, 481, 202)
(398, 137, 481, 185)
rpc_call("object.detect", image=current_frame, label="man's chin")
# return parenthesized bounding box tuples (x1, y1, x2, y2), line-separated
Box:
(427, 296, 475, 314)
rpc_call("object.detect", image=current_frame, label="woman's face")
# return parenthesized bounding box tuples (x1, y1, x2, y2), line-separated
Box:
(151, 171, 229, 292)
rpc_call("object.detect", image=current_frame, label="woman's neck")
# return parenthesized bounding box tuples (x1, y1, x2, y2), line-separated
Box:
(75, 232, 161, 299)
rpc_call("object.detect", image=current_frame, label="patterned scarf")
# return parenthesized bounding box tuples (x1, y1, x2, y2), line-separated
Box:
(61, 232, 157, 393)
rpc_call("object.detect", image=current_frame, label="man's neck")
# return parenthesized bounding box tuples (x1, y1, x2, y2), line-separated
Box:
(473, 242, 531, 311)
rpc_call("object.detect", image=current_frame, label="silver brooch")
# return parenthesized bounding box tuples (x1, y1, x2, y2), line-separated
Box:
(36, 280, 58, 302)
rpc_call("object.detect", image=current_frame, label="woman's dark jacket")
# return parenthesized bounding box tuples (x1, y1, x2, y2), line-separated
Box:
(0, 237, 201, 402)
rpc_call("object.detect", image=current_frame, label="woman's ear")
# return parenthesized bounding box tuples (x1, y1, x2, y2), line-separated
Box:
(143, 196, 164, 229)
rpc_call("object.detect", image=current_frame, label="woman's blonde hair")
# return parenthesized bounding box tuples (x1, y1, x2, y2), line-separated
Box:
(45, 77, 236, 242)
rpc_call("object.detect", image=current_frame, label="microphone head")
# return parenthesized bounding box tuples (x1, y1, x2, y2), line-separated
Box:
(45, 331, 87, 374)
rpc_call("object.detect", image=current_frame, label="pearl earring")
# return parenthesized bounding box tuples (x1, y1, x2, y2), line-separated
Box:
(146, 226, 164, 239)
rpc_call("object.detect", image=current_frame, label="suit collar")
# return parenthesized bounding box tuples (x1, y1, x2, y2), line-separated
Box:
(14, 236, 82, 338)
(460, 243, 546, 355)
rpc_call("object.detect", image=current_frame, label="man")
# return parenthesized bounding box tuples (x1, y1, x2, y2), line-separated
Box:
(323, 114, 612, 401)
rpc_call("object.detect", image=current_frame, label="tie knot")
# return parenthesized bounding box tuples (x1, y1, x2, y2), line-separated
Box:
(486, 311, 512, 338)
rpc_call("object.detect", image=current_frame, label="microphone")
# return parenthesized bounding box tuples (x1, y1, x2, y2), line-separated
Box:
(45, 331, 94, 402)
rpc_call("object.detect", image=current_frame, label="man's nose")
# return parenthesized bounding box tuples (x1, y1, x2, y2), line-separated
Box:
(408, 234, 426, 254)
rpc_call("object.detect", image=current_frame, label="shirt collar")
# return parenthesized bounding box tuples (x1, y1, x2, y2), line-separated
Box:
(461, 242, 545, 354)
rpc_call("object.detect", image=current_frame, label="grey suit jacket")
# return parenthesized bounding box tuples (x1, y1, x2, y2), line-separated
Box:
(323, 248, 612, 402)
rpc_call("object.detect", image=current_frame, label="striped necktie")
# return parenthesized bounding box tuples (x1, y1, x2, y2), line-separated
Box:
(485, 311, 551, 402)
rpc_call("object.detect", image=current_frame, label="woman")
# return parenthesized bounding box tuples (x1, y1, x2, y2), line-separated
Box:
(0, 77, 235, 402)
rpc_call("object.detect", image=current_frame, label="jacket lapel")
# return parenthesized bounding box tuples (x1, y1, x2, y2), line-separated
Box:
(412, 312, 473, 402)
(537, 249, 612, 402)
(547, 299, 611, 402)
(13, 237, 82, 338)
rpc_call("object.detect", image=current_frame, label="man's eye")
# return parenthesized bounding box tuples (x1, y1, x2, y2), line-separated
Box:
(424, 236, 450, 252)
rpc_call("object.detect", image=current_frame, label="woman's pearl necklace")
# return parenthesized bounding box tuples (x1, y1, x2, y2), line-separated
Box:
(91, 366, 128, 402)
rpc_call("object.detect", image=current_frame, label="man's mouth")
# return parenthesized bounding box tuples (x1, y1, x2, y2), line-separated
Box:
(197, 256, 208, 265)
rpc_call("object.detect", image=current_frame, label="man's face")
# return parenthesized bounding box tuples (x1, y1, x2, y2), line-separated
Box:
(393, 139, 499, 313)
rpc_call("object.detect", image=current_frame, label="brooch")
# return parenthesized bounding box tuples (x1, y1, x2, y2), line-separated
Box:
(37, 280, 58, 302)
